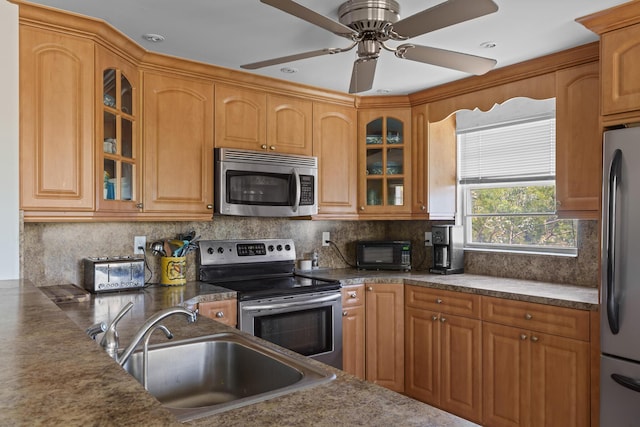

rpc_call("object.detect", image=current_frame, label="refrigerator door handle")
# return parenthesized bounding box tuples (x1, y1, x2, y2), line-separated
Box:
(612, 373, 640, 393)
(606, 148, 623, 334)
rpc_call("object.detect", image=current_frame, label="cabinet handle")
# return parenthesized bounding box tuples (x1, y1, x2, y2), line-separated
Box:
(348, 292, 357, 299)
(261, 144, 267, 150)
(343, 311, 348, 316)
(525, 313, 533, 320)
(436, 298, 443, 304)
(440, 317, 446, 323)
(206, 204, 213, 209)
(530, 335, 539, 342)
(367, 286, 373, 292)
(136, 203, 143, 209)
(520, 334, 528, 341)
(432, 315, 438, 321)
(215, 311, 224, 318)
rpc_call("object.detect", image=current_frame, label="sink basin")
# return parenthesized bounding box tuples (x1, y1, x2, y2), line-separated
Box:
(122, 332, 335, 422)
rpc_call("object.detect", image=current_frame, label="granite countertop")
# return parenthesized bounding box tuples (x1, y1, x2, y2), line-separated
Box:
(0, 279, 476, 427)
(298, 268, 599, 310)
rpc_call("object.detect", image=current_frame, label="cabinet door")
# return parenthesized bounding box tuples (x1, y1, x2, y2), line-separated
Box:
(20, 26, 94, 212)
(555, 62, 601, 218)
(358, 109, 412, 217)
(214, 84, 266, 150)
(198, 299, 237, 327)
(365, 283, 404, 392)
(142, 72, 214, 215)
(267, 94, 312, 155)
(411, 105, 457, 220)
(529, 332, 590, 427)
(342, 303, 365, 379)
(601, 24, 640, 116)
(313, 102, 358, 217)
(95, 47, 140, 214)
(405, 306, 440, 405)
(440, 314, 483, 424)
(483, 322, 530, 427)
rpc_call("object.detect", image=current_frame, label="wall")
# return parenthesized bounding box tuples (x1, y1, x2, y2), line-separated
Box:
(23, 218, 598, 288)
(0, 1, 20, 280)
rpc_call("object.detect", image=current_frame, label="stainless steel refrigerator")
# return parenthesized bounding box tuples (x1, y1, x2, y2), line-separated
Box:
(601, 126, 640, 425)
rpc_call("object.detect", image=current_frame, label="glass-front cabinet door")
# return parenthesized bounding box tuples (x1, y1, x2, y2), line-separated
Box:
(358, 109, 411, 215)
(96, 48, 139, 213)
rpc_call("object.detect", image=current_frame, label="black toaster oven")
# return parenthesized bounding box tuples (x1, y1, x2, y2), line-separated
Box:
(356, 240, 411, 271)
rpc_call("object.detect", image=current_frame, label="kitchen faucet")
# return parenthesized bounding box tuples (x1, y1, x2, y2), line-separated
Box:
(99, 302, 197, 366)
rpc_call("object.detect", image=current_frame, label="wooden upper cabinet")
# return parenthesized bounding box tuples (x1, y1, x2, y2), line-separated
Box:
(95, 46, 140, 215)
(142, 71, 214, 217)
(215, 85, 312, 155)
(215, 84, 266, 151)
(555, 62, 601, 219)
(358, 108, 412, 217)
(411, 105, 456, 220)
(313, 102, 358, 217)
(19, 26, 95, 214)
(601, 24, 640, 117)
(267, 94, 312, 155)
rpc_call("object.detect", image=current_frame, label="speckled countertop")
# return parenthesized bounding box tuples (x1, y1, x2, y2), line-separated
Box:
(0, 271, 598, 426)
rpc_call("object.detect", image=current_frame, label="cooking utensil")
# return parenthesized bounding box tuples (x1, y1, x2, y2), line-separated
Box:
(151, 241, 166, 256)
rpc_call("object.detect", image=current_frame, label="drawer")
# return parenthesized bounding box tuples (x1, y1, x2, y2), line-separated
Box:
(342, 284, 365, 308)
(405, 285, 481, 319)
(482, 296, 590, 341)
(198, 299, 237, 327)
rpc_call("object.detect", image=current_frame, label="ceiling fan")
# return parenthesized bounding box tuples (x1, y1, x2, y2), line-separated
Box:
(241, 0, 499, 93)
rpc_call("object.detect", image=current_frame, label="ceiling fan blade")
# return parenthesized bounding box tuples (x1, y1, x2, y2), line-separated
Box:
(392, 0, 498, 39)
(241, 48, 338, 70)
(349, 58, 377, 94)
(261, 0, 358, 38)
(397, 44, 496, 75)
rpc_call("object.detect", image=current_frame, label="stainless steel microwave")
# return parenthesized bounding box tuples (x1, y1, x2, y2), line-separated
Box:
(356, 240, 412, 271)
(215, 148, 318, 217)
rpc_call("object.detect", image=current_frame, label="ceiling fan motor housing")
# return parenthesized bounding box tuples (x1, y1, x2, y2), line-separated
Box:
(338, 0, 400, 33)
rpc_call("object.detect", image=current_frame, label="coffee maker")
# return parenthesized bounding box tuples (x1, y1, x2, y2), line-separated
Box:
(429, 225, 464, 275)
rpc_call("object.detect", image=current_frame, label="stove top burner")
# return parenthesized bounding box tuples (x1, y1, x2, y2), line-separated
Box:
(219, 275, 341, 301)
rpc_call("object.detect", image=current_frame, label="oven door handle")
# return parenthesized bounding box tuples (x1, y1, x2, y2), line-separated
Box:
(241, 293, 340, 311)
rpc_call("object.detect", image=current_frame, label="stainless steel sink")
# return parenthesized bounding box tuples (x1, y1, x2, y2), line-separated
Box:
(122, 332, 335, 422)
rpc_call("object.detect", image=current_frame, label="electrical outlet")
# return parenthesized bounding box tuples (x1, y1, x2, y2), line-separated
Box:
(134, 236, 146, 255)
(322, 232, 330, 247)
(424, 232, 432, 247)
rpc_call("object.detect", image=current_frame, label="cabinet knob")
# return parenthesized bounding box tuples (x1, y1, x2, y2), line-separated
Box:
(136, 203, 143, 209)
(215, 311, 224, 318)
(531, 335, 539, 342)
(432, 315, 438, 321)
(520, 334, 528, 341)
(261, 144, 267, 150)
(525, 313, 533, 320)
(343, 311, 348, 316)
(269, 145, 276, 151)
(348, 292, 357, 299)
(420, 205, 426, 211)
(206, 204, 213, 209)
(436, 298, 443, 304)
(360, 206, 365, 211)
(367, 286, 373, 292)
(440, 317, 446, 323)
(556, 200, 562, 207)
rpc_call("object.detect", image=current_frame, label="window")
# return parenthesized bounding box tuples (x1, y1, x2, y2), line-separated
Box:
(457, 99, 577, 256)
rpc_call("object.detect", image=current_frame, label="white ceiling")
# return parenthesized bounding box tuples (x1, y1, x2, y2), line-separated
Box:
(25, 0, 628, 95)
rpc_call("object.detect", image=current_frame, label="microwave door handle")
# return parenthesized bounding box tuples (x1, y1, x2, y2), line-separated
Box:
(292, 168, 301, 213)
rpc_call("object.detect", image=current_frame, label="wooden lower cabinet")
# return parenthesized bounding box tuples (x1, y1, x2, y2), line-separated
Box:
(405, 286, 482, 424)
(198, 299, 237, 328)
(482, 322, 590, 427)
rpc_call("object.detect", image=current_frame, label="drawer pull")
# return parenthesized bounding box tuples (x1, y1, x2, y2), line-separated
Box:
(440, 317, 446, 323)
(348, 292, 357, 299)
(520, 334, 528, 341)
(531, 335, 539, 342)
(436, 298, 443, 304)
(343, 311, 348, 316)
(525, 313, 533, 320)
(432, 315, 438, 321)
(215, 311, 225, 318)
(367, 286, 373, 292)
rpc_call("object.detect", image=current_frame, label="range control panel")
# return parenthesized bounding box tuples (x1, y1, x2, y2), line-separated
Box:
(198, 239, 296, 266)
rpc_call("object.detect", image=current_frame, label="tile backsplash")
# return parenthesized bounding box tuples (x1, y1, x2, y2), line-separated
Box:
(22, 217, 599, 288)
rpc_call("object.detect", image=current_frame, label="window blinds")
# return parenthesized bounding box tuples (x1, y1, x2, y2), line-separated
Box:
(458, 118, 556, 184)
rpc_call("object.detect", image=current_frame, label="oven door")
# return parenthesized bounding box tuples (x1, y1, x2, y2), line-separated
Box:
(238, 291, 342, 369)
